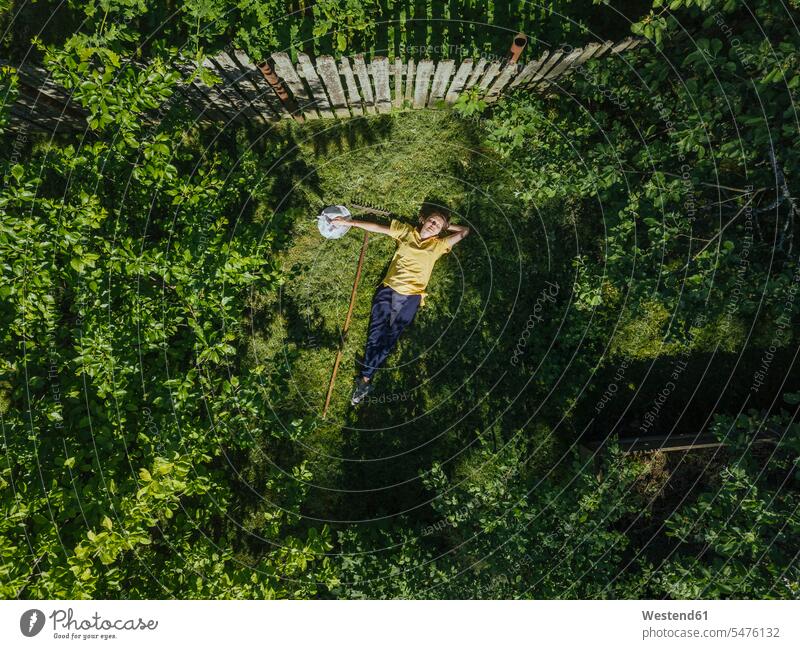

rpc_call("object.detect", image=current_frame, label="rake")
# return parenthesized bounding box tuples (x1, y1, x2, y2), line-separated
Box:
(321, 200, 393, 418)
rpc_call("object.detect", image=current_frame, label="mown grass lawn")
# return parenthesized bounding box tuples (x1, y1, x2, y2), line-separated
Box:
(244, 109, 568, 520)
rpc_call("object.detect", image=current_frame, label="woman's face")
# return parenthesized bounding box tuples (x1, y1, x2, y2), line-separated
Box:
(420, 213, 446, 238)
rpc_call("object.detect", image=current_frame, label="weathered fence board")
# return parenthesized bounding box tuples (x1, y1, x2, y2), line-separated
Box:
(297, 53, 334, 119)
(593, 40, 615, 58)
(551, 42, 606, 90)
(14, 66, 81, 116)
(571, 41, 605, 68)
(211, 51, 274, 123)
(353, 54, 377, 115)
(413, 59, 434, 108)
(582, 429, 780, 454)
(463, 58, 488, 91)
(534, 48, 584, 90)
(316, 55, 350, 118)
(476, 60, 503, 92)
(338, 57, 364, 116)
(232, 50, 291, 120)
(13, 92, 82, 130)
(404, 58, 416, 105)
(9, 105, 62, 131)
(509, 50, 550, 88)
(173, 59, 242, 124)
(393, 58, 404, 108)
(3, 37, 645, 130)
(444, 59, 474, 104)
(270, 52, 318, 120)
(204, 56, 263, 125)
(484, 62, 519, 103)
(612, 36, 640, 53)
(174, 75, 231, 123)
(371, 56, 392, 114)
(15, 85, 85, 129)
(427, 59, 455, 107)
(525, 50, 565, 88)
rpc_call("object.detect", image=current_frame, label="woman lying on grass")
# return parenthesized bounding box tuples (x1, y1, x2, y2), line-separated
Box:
(331, 201, 470, 405)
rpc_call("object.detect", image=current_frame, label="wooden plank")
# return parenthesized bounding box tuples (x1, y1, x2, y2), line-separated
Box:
(316, 55, 350, 118)
(12, 93, 80, 130)
(172, 74, 230, 123)
(444, 59, 473, 104)
(211, 51, 270, 119)
(462, 58, 488, 91)
(8, 103, 65, 132)
(571, 41, 604, 68)
(297, 53, 333, 119)
(534, 47, 585, 90)
(508, 50, 550, 88)
(204, 54, 263, 124)
(413, 59, 434, 108)
(476, 60, 502, 93)
(393, 58, 403, 107)
(404, 58, 416, 104)
(7, 107, 49, 131)
(371, 56, 391, 114)
(178, 83, 229, 122)
(199, 57, 256, 124)
(15, 81, 86, 126)
(525, 50, 564, 88)
(231, 50, 291, 120)
(612, 36, 640, 53)
(17, 84, 89, 129)
(14, 65, 87, 121)
(270, 51, 319, 119)
(352, 54, 377, 115)
(166, 83, 220, 123)
(628, 37, 645, 51)
(12, 92, 82, 130)
(484, 62, 519, 103)
(211, 51, 274, 122)
(173, 59, 242, 123)
(338, 57, 364, 116)
(256, 57, 301, 121)
(550, 43, 606, 89)
(427, 59, 454, 107)
(594, 40, 614, 58)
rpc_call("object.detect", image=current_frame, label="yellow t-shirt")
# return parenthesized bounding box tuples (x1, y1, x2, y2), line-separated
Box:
(382, 219, 451, 303)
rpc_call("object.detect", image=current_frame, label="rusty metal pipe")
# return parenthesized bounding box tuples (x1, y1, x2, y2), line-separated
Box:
(509, 33, 528, 64)
(257, 58, 303, 121)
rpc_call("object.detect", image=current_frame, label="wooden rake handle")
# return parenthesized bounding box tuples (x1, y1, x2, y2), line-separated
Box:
(322, 230, 370, 417)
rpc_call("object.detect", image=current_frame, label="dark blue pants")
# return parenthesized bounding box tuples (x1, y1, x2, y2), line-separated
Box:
(360, 285, 421, 379)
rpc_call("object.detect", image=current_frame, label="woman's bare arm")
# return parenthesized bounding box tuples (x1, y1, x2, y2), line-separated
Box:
(443, 222, 470, 248)
(331, 216, 391, 235)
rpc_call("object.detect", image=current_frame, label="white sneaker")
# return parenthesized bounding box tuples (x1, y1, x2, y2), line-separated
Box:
(350, 379, 373, 405)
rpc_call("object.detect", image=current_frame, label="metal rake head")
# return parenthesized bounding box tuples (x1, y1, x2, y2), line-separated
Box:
(348, 199, 393, 217)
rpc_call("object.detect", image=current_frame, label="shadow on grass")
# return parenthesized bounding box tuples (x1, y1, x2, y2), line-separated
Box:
(330, 200, 570, 521)
(302, 115, 394, 159)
